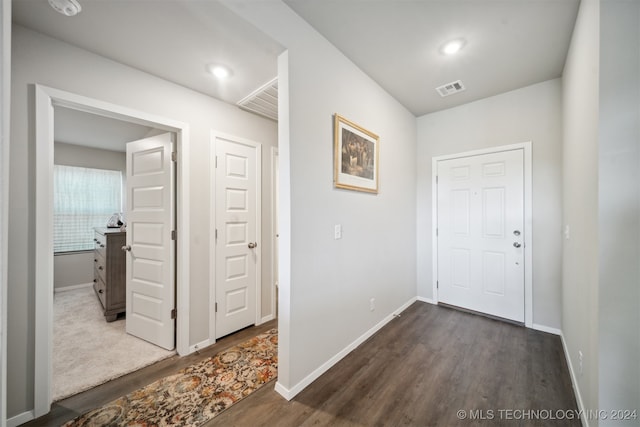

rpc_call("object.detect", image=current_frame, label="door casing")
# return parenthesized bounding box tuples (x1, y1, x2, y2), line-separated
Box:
(432, 142, 533, 327)
(34, 84, 191, 416)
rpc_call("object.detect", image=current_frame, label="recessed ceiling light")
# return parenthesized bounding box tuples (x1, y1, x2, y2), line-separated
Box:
(48, 0, 82, 16)
(441, 39, 466, 56)
(206, 64, 232, 79)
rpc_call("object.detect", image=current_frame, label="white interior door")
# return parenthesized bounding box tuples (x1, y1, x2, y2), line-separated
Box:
(125, 132, 175, 350)
(436, 149, 525, 322)
(215, 136, 260, 338)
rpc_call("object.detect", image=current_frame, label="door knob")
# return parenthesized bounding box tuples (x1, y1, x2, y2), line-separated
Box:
(513, 242, 521, 248)
(248, 242, 257, 249)
(121, 245, 131, 252)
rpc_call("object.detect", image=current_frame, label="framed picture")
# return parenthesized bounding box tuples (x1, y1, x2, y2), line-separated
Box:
(334, 114, 379, 194)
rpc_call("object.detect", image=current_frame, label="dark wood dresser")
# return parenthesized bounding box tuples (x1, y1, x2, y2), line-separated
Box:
(93, 228, 126, 322)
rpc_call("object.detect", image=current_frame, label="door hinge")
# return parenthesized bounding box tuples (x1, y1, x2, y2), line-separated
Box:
(215, 155, 218, 168)
(437, 281, 439, 289)
(436, 175, 438, 184)
(436, 227, 438, 237)
(215, 302, 218, 313)
(171, 151, 177, 162)
(171, 230, 177, 240)
(171, 308, 177, 319)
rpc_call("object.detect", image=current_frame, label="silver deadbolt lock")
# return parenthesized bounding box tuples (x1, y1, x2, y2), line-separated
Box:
(513, 230, 521, 236)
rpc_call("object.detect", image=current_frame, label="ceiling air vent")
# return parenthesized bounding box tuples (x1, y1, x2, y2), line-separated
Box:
(237, 77, 278, 121)
(436, 80, 466, 97)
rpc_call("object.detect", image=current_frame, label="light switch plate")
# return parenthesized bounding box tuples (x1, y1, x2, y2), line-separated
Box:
(334, 224, 342, 240)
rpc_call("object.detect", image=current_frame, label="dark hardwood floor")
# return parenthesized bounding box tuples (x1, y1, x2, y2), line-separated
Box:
(25, 302, 579, 426)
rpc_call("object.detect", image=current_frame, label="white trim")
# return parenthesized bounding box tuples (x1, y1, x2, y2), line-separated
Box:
(53, 282, 93, 293)
(260, 314, 275, 324)
(416, 296, 436, 305)
(189, 338, 212, 354)
(274, 297, 417, 401)
(34, 85, 54, 416)
(208, 142, 216, 346)
(431, 142, 533, 328)
(34, 85, 191, 417)
(209, 131, 263, 341)
(7, 411, 34, 427)
(0, 1, 10, 424)
(270, 147, 279, 321)
(531, 323, 562, 336)
(560, 331, 588, 427)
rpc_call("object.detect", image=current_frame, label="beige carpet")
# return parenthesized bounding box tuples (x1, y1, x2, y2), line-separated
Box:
(53, 286, 176, 402)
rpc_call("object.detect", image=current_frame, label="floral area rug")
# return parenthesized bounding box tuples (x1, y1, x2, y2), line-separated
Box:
(64, 329, 278, 427)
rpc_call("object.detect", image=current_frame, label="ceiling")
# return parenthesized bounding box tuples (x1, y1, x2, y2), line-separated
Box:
(54, 107, 155, 152)
(285, 0, 580, 116)
(12, 0, 580, 132)
(12, 0, 284, 107)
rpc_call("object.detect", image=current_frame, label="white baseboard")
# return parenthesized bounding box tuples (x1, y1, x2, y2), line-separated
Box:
(274, 381, 292, 400)
(531, 323, 562, 336)
(189, 338, 211, 353)
(560, 332, 588, 427)
(54, 282, 93, 293)
(259, 314, 275, 324)
(7, 410, 34, 427)
(275, 297, 417, 401)
(416, 296, 436, 305)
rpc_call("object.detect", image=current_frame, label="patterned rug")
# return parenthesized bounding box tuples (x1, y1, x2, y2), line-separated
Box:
(63, 329, 278, 427)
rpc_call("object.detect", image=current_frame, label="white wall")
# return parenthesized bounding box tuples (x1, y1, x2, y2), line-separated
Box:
(416, 79, 563, 329)
(54, 141, 126, 171)
(8, 25, 277, 418)
(598, 0, 640, 420)
(561, 0, 600, 418)
(225, 1, 417, 396)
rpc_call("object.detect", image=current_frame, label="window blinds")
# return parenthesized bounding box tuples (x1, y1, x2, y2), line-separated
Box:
(53, 165, 123, 253)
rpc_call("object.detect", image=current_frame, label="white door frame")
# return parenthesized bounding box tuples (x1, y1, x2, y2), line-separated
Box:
(209, 131, 262, 345)
(34, 84, 191, 417)
(270, 147, 278, 322)
(0, 0, 10, 425)
(432, 142, 533, 327)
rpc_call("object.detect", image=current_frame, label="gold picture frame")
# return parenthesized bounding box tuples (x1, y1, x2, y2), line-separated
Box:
(333, 114, 379, 194)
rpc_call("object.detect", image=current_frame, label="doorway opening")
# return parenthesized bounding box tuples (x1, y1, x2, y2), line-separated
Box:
(51, 108, 176, 401)
(34, 85, 191, 417)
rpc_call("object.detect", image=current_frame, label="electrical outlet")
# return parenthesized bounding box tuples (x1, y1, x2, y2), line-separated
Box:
(334, 224, 342, 240)
(578, 350, 583, 375)
(370, 298, 375, 311)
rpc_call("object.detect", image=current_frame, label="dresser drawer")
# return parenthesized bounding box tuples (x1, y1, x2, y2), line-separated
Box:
(94, 234, 106, 258)
(93, 276, 106, 308)
(94, 252, 106, 284)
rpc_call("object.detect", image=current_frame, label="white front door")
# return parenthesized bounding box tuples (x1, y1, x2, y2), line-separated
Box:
(436, 149, 525, 322)
(125, 133, 175, 350)
(214, 135, 261, 338)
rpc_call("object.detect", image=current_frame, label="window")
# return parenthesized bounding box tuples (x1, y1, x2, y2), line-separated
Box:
(54, 165, 123, 253)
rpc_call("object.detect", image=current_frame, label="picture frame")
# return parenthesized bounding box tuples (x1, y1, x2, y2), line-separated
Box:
(333, 114, 379, 194)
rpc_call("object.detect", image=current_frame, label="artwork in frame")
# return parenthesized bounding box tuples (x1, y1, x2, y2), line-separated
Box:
(333, 114, 379, 194)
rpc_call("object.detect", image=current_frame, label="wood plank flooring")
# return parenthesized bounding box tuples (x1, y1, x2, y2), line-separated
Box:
(25, 302, 579, 426)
